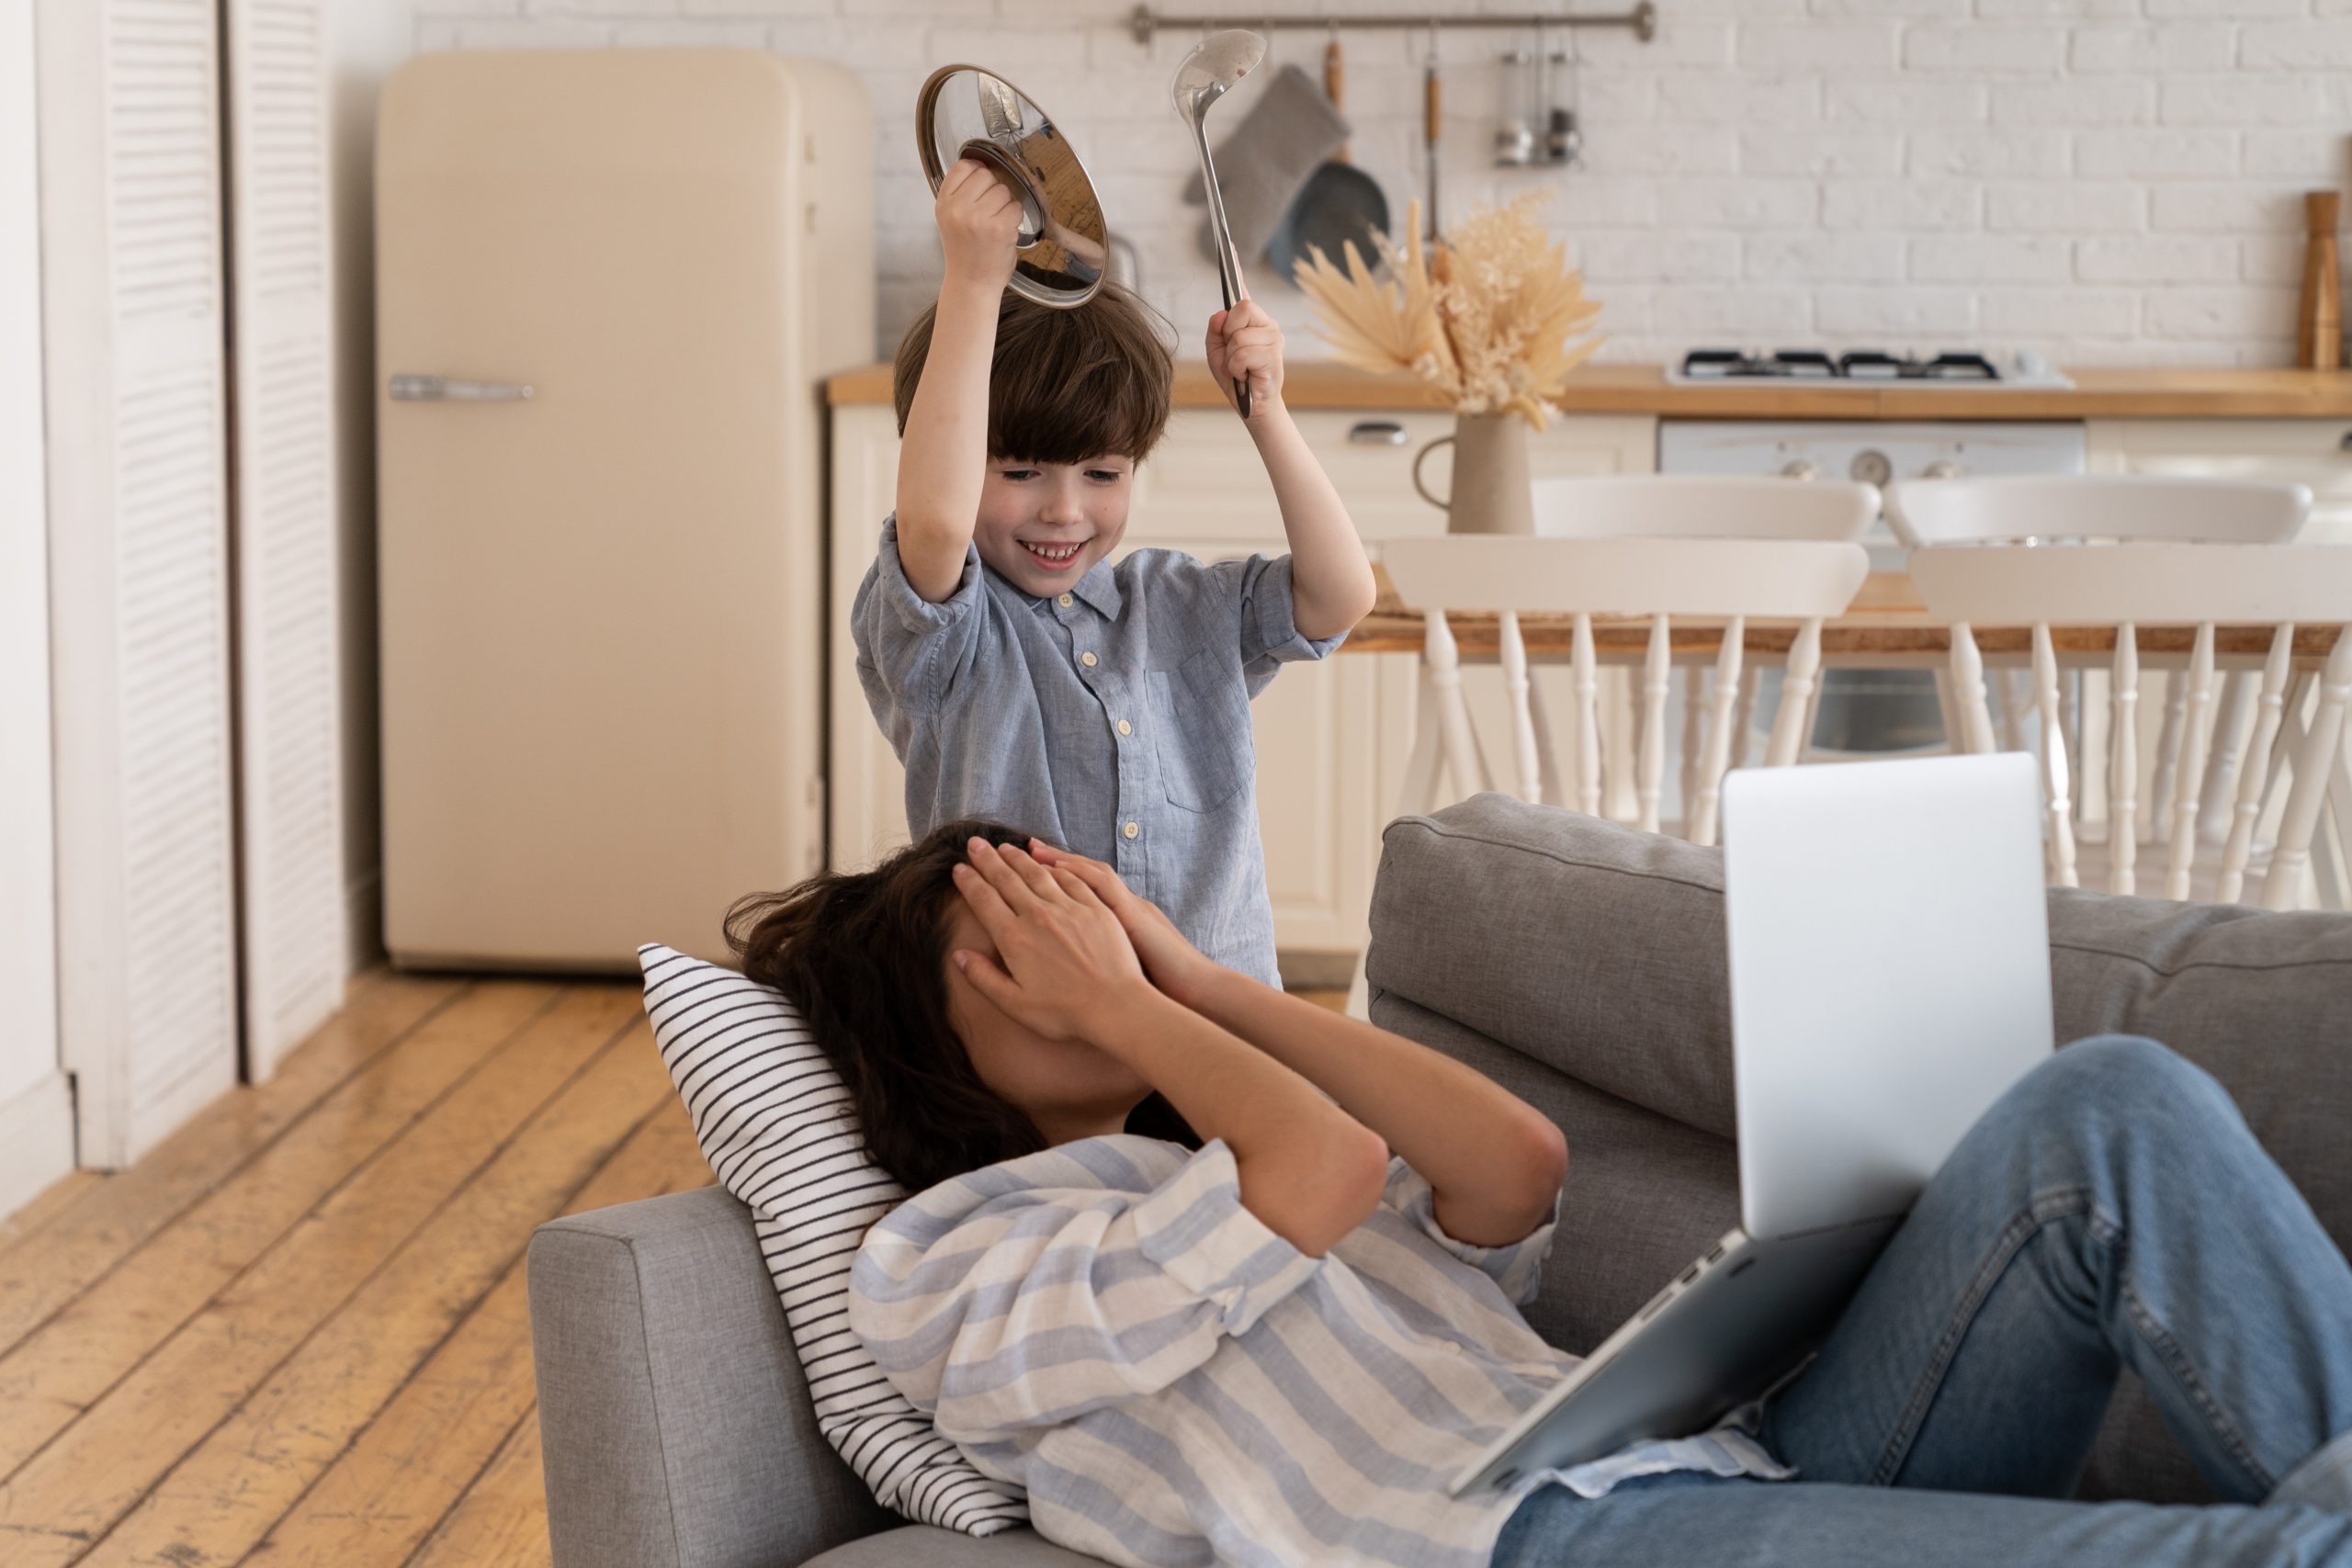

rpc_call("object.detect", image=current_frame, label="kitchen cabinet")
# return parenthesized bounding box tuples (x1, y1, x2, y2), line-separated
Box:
(826, 403, 1657, 960)
(2088, 420, 2352, 545)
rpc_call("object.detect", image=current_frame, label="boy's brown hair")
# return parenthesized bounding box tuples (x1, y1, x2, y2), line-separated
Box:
(892, 281, 1175, 466)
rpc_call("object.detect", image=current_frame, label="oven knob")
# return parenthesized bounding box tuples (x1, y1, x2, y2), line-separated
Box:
(1923, 459, 1962, 479)
(1780, 458, 1817, 481)
(1849, 449, 1893, 487)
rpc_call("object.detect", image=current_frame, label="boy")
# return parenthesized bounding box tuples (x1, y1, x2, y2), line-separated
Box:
(854, 158, 1377, 989)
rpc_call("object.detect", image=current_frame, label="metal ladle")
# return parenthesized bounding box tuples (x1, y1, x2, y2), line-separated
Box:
(1172, 28, 1266, 417)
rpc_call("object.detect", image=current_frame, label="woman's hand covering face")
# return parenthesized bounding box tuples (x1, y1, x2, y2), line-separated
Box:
(950, 838, 1148, 1041)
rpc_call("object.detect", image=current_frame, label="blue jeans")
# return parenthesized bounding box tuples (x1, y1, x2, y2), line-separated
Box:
(1490, 1037, 2352, 1567)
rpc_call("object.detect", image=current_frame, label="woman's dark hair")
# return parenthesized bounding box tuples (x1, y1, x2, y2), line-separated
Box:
(726, 818, 1193, 1193)
(891, 281, 1176, 465)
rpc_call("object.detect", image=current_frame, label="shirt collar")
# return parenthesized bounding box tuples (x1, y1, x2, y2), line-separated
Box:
(1031, 556, 1121, 620)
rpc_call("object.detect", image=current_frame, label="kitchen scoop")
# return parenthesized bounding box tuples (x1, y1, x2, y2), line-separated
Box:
(915, 64, 1113, 309)
(1173, 28, 1267, 416)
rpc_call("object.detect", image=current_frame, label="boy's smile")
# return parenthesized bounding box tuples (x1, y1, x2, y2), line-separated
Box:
(975, 455, 1134, 598)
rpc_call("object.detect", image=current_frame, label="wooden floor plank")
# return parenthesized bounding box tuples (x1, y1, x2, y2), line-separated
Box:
(0, 971, 461, 1353)
(242, 1102, 708, 1568)
(70, 1009, 674, 1568)
(407, 1411, 551, 1568)
(0, 982, 560, 1476)
(0, 1172, 106, 1249)
(0, 985, 644, 1568)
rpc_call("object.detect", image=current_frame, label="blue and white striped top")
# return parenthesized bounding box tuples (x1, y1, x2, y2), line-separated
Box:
(849, 1135, 1791, 1567)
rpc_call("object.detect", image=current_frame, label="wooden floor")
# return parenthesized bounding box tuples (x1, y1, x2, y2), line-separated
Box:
(0, 970, 1356, 1568)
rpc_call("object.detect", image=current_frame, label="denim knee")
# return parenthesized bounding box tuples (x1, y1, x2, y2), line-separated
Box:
(2015, 1034, 2235, 1144)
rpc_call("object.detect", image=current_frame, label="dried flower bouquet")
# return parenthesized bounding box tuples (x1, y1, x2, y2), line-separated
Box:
(1293, 194, 1604, 430)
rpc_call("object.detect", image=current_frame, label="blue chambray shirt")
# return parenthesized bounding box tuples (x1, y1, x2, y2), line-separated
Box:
(852, 516, 1345, 988)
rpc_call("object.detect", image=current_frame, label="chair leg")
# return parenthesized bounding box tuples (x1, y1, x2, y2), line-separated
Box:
(1636, 615, 1671, 834)
(1690, 617, 1745, 848)
(1396, 662, 1446, 819)
(1765, 620, 1824, 768)
(1427, 610, 1487, 809)
(2262, 626, 2352, 911)
(2150, 665, 2189, 845)
(2033, 624, 2077, 888)
(1729, 662, 1761, 771)
(1572, 613, 1602, 818)
(2217, 626, 2294, 906)
(1948, 622, 1996, 756)
(1499, 611, 1541, 804)
(2198, 669, 2255, 848)
(2165, 624, 2217, 902)
(2109, 625, 2139, 895)
(1679, 664, 1704, 833)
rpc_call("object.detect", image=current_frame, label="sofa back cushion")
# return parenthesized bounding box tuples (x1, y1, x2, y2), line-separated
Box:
(639, 945, 1026, 1537)
(1367, 795, 2351, 1239)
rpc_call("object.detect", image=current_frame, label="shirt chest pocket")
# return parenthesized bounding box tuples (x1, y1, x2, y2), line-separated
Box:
(1146, 647, 1251, 814)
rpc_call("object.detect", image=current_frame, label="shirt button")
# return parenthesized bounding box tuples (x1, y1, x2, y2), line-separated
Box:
(1080, 651, 1098, 668)
(1116, 719, 1132, 737)
(1124, 821, 1139, 840)
(1057, 593, 1073, 607)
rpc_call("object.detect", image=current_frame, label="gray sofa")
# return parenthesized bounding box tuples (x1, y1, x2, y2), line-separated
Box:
(527, 794, 2352, 1568)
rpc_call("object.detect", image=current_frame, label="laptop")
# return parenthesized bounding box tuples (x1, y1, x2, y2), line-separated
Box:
(1448, 752, 2055, 1498)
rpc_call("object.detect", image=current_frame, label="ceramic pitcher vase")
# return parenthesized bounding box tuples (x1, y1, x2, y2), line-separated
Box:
(1412, 412, 1535, 535)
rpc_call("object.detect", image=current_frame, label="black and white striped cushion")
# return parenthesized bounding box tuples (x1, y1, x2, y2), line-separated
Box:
(639, 944, 1027, 1536)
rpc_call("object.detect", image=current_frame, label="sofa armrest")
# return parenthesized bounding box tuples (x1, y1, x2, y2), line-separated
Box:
(528, 1186, 891, 1568)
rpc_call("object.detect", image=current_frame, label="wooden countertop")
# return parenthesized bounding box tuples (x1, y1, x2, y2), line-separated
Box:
(1344, 569, 2344, 663)
(828, 361, 2352, 421)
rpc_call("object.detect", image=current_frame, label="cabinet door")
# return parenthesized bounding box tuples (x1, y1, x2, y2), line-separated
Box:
(2088, 419, 2352, 544)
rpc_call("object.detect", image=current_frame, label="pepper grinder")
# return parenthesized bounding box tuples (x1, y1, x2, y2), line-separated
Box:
(2298, 189, 2342, 371)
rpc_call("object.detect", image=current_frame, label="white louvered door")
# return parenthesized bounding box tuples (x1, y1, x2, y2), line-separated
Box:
(224, 0, 345, 1077)
(39, 0, 243, 1165)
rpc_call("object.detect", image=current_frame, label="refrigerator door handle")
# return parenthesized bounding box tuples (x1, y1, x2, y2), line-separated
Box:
(388, 374, 535, 401)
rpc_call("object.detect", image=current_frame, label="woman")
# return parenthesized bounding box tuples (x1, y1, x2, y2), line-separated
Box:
(730, 820, 2352, 1568)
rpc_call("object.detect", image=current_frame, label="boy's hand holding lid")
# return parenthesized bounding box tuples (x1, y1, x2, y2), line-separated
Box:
(935, 158, 1024, 298)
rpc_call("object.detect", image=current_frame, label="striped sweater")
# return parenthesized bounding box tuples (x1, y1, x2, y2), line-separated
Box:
(849, 1135, 1789, 1568)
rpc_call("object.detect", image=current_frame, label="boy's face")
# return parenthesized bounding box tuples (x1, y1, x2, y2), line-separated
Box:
(972, 455, 1135, 599)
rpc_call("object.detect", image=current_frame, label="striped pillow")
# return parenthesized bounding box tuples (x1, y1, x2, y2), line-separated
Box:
(638, 944, 1027, 1536)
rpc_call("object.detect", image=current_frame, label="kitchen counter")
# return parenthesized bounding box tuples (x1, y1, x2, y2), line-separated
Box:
(826, 361, 2352, 420)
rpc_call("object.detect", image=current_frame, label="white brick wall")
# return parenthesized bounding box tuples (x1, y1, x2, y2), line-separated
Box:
(412, 0, 2352, 368)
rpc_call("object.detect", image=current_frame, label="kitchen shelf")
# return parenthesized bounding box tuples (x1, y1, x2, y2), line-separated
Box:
(1128, 4, 1657, 45)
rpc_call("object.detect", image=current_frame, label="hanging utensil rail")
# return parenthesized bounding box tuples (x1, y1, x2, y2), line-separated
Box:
(1128, 4, 1657, 45)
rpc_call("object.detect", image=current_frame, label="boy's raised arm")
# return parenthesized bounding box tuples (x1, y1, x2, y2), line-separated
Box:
(1206, 298, 1378, 641)
(895, 162, 1022, 604)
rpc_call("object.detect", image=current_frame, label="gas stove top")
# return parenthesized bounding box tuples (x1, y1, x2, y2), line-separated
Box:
(1668, 348, 2072, 389)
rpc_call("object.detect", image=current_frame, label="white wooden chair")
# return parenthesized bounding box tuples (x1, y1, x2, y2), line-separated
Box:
(1890, 475, 2324, 903)
(1911, 542, 2352, 911)
(1379, 536, 1871, 848)
(1526, 475, 1882, 808)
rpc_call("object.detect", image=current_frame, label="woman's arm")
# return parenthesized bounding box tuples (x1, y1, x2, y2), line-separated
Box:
(1206, 299, 1377, 640)
(951, 840, 1389, 1257)
(1033, 844, 1567, 1249)
(894, 163, 1022, 603)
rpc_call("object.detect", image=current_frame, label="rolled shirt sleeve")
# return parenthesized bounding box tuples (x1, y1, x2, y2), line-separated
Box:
(1380, 1157, 1561, 1307)
(852, 515, 989, 716)
(1201, 553, 1350, 698)
(849, 1138, 1324, 1446)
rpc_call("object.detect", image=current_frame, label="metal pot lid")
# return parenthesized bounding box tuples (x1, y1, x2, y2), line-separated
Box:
(915, 64, 1111, 309)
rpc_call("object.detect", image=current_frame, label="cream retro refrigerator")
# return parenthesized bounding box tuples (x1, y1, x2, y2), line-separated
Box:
(377, 51, 873, 969)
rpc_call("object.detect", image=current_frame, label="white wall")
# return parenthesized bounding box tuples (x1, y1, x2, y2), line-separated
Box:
(0, 0, 74, 1206)
(409, 0, 2352, 369)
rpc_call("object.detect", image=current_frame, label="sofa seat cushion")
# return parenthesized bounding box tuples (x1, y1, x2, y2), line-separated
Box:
(805, 1526, 1105, 1566)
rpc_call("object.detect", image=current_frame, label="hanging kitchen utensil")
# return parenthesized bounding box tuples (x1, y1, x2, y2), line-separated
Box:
(1266, 36, 1392, 285)
(1545, 29, 1583, 168)
(1423, 23, 1442, 243)
(915, 63, 1113, 309)
(1493, 46, 1536, 167)
(1173, 28, 1267, 417)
